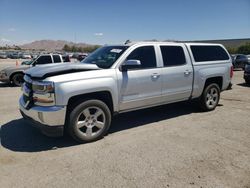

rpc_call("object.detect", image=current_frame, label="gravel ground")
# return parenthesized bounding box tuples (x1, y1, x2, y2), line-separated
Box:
(0, 59, 250, 188)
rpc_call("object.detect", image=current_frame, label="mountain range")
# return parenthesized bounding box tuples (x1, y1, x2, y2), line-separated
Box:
(20, 40, 94, 51)
(19, 38, 250, 51)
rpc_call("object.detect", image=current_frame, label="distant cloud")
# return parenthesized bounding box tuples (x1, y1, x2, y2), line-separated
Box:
(8, 28, 16, 32)
(94, 33, 103, 36)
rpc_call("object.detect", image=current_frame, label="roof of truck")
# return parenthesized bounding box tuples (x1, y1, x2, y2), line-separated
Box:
(123, 41, 223, 46)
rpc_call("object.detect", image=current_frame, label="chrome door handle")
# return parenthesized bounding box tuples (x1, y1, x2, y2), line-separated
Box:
(151, 73, 160, 79)
(184, 70, 191, 75)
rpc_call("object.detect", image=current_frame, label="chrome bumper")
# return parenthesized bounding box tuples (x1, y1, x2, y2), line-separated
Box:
(19, 96, 66, 127)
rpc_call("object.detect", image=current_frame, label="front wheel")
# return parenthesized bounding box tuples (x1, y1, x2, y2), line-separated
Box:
(245, 79, 250, 85)
(67, 100, 111, 143)
(12, 73, 24, 86)
(199, 83, 220, 111)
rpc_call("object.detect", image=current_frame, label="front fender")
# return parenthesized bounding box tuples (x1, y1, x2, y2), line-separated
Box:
(7, 66, 29, 78)
(55, 77, 118, 112)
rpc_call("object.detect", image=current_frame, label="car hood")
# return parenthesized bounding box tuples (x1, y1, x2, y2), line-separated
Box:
(25, 63, 101, 79)
(2, 65, 30, 72)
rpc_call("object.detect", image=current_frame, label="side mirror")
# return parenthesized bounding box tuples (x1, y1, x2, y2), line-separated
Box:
(120, 60, 141, 71)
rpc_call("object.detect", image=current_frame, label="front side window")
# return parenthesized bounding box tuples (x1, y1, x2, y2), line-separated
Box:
(160, 46, 186, 66)
(82, 46, 128, 68)
(191, 45, 229, 62)
(35, 56, 52, 65)
(127, 46, 157, 69)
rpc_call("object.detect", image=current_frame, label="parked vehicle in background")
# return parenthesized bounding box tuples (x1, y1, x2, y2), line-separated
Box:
(6, 51, 14, 58)
(67, 53, 74, 58)
(72, 53, 79, 59)
(0, 51, 8, 59)
(31, 53, 39, 59)
(232, 54, 248, 70)
(21, 53, 32, 59)
(19, 42, 233, 143)
(247, 55, 250, 63)
(0, 54, 66, 86)
(62, 55, 71, 62)
(10, 52, 20, 59)
(244, 63, 250, 84)
(77, 53, 88, 61)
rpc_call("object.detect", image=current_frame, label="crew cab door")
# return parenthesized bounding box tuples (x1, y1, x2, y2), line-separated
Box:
(159, 44, 193, 102)
(116, 45, 162, 111)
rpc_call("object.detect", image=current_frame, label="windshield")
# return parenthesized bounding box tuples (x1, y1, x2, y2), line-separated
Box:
(22, 60, 33, 65)
(81, 46, 128, 68)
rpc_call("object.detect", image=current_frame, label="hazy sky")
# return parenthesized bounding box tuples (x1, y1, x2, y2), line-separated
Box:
(0, 0, 249, 45)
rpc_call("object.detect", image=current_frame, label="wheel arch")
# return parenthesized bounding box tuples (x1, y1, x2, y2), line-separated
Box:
(203, 76, 223, 91)
(10, 71, 25, 81)
(67, 91, 114, 115)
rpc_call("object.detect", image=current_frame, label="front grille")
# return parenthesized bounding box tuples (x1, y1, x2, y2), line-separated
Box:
(23, 75, 33, 109)
(25, 82, 32, 90)
(23, 94, 29, 104)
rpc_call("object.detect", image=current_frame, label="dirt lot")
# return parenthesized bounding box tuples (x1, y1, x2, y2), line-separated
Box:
(0, 59, 250, 188)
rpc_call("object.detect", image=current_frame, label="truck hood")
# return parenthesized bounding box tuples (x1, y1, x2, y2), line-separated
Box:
(25, 63, 100, 79)
(2, 65, 30, 72)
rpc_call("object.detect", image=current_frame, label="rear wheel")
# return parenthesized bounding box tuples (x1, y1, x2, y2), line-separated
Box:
(245, 79, 250, 85)
(11, 73, 24, 86)
(199, 83, 220, 111)
(67, 99, 111, 143)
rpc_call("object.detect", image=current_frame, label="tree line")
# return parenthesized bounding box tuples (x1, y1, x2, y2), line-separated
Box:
(62, 44, 101, 53)
(0, 45, 21, 50)
(226, 43, 250, 54)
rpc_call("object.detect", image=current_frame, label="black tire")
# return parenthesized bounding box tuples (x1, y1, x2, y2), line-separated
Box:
(11, 73, 24, 86)
(245, 79, 250, 85)
(199, 83, 220, 111)
(67, 99, 111, 143)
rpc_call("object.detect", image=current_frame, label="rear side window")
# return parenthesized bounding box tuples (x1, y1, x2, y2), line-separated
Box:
(191, 45, 229, 62)
(53, 55, 61, 63)
(160, 46, 186, 66)
(127, 46, 156, 69)
(36, 55, 52, 65)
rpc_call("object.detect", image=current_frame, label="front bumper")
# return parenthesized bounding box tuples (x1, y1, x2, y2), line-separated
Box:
(0, 73, 10, 83)
(19, 96, 66, 137)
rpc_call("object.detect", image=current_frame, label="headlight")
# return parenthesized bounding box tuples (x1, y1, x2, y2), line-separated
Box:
(0, 70, 7, 76)
(32, 81, 55, 106)
(32, 81, 54, 93)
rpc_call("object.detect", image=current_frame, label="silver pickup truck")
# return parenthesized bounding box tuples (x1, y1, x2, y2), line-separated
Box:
(0, 54, 64, 86)
(19, 42, 233, 143)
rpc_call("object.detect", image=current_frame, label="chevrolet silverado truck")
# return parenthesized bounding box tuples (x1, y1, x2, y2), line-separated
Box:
(19, 42, 233, 143)
(0, 54, 65, 86)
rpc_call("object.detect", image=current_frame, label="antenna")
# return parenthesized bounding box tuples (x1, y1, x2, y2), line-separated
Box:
(124, 40, 131, 45)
